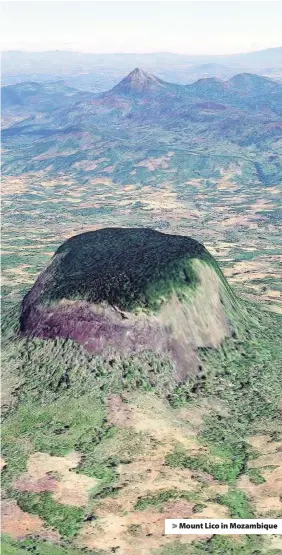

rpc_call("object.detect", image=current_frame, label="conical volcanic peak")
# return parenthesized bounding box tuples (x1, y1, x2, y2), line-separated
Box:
(111, 68, 168, 94)
(20, 228, 239, 380)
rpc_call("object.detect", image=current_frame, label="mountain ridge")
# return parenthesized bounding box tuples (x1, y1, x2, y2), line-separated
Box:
(2, 69, 281, 107)
(108, 68, 282, 95)
(2, 67, 282, 177)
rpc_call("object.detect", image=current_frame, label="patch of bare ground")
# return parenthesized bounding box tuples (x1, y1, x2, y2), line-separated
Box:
(135, 152, 174, 171)
(247, 435, 282, 455)
(222, 255, 282, 310)
(34, 149, 78, 162)
(77, 509, 210, 555)
(108, 394, 133, 427)
(101, 165, 114, 173)
(1, 265, 34, 286)
(217, 180, 239, 191)
(237, 435, 282, 517)
(109, 393, 203, 451)
(224, 259, 281, 284)
(75, 393, 230, 554)
(193, 503, 229, 518)
(215, 166, 243, 191)
(1, 176, 29, 195)
(185, 178, 205, 188)
(109, 181, 189, 216)
(250, 200, 276, 211)
(73, 158, 108, 171)
(123, 185, 136, 191)
(78, 494, 228, 553)
(1, 456, 7, 471)
(77, 508, 213, 555)
(89, 177, 113, 186)
(14, 473, 58, 494)
(268, 305, 282, 315)
(267, 186, 282, 195)
(221, 214, 264, 228)
(268, 536, 282, 550)
(13, 451, 98, 507)
(1, 499, 60, 541)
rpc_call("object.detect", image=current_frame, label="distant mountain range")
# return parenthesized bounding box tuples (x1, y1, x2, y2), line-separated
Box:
(2, 47, 282, 92)
(3, 68, 282, 115)
(2, 68, 282, 184)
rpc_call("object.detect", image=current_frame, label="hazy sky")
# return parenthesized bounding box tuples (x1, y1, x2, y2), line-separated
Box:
(1, 1, 282, 55)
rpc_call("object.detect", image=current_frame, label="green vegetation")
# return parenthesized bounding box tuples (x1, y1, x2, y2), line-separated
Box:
(153, 542, 194, 555)
(1, 347, 158, 490)
(166, 449, 244, 484)
(127, 523, 142, 536)
(134, 489, 199, 511)
(192, 535, 263, 555)
(77, 426, 154, 497)
(154, 535, 264, 555)
(167, 302, 282, 487)
(216, 489, 254, 518)
(23, 228, 219, 312)
(1, 536, 102, 555)
(246, 468, 266, 485)
(12, 492, 85, 537)
(1, 390, 106, 487)
(192, 503, 207, 513)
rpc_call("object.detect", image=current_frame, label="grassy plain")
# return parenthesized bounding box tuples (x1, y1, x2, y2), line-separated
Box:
(2, 153, 282, 315)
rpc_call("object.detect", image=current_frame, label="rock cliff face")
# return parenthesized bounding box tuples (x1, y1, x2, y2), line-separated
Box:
(20, 227, 239, 380)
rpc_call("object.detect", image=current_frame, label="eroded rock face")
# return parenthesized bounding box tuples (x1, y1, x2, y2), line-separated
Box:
(20, 228, 239, 380)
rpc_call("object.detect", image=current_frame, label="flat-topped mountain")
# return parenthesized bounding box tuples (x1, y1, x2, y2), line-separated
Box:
(20, 227, 239, 380)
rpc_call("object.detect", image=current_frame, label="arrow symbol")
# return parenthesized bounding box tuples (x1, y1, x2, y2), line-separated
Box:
(172, 523, 177, 529)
